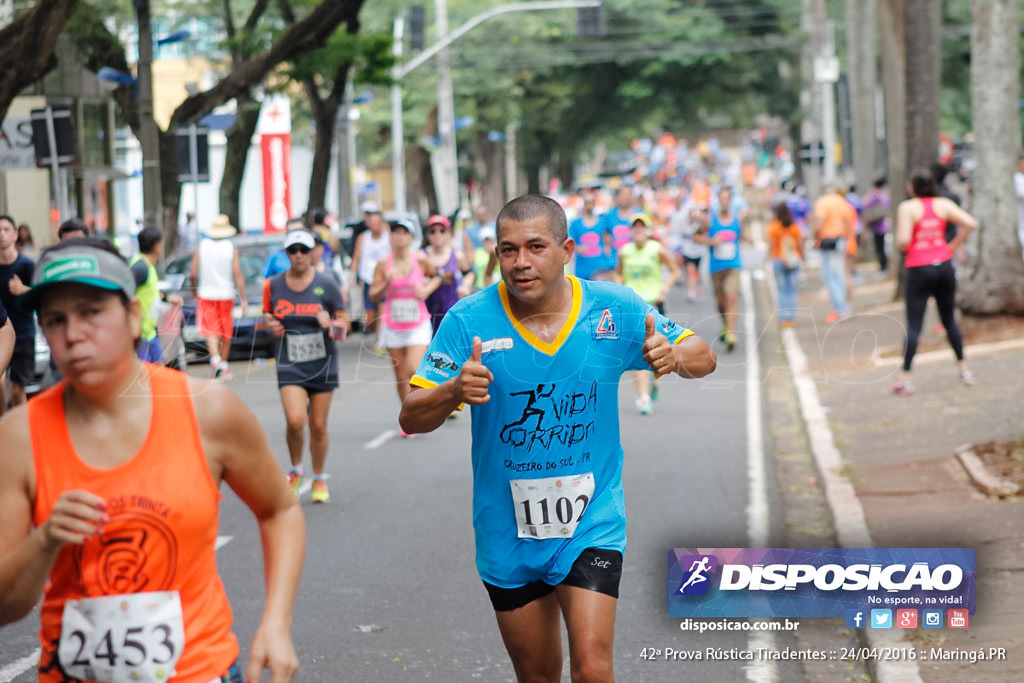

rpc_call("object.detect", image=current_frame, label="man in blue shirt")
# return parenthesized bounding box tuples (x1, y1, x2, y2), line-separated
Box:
(568, 194, 612, 279)
(597, 186, 638, 265)
(262, 218, 306, 279)
(400, 195, 716, 681)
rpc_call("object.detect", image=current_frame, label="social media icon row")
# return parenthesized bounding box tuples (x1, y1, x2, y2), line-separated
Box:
(845, 609, 969, 629)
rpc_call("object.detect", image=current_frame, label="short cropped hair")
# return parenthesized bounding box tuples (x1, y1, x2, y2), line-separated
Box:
(137, 226, 163, 254)
(58, 217, 89, 239)
(495, 195, 568, 243)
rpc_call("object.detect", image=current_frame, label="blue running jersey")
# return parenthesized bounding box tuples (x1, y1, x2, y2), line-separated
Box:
(707, 213, 743, 274)
(411, 276, 693, 588)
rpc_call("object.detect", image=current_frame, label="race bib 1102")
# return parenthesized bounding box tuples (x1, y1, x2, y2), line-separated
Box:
(510, 473, 595, 539)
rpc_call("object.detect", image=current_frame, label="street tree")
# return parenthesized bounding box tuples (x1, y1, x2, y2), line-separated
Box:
(903, 0, 941, 172)
(66, 0, 362, 251)
(217, 0, 275, 229)
(0, 0, 80, 124)
(960, 0, 1024, 314)
(280, 0, 391, 218)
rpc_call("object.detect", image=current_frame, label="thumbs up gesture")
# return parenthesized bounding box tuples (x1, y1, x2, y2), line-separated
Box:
(455, 336, 494, 405)
(642, 312, 676, 376)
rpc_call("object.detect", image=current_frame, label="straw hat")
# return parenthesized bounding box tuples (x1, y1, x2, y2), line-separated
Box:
(205, 214, 237, 239)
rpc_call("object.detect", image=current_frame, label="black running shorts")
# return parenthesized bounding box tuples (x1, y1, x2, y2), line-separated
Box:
(483, 547, 623, 612)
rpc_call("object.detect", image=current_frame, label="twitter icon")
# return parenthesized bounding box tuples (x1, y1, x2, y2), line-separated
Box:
(870, 609, 892, 629)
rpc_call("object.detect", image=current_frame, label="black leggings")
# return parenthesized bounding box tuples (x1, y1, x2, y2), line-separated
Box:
(873, 232, 888, 272)
(903, 260, 963, 371)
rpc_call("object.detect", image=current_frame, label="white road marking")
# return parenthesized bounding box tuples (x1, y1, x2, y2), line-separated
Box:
(742, 270, 776, 683)
(0, 650, 39, 683)
(743, 271, 771, 547)
(365, 429, 397, 450)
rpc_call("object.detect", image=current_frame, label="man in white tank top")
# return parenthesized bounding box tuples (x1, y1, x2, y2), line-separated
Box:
(351, 206, 391, 336)
(189, 214, 247, 379)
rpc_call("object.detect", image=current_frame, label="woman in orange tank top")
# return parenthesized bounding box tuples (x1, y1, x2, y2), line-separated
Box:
(0, 239, 305, 683)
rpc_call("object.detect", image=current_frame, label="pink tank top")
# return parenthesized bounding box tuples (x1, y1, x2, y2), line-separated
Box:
(905, 197, 953, 268)
(382, 253, 429, 330)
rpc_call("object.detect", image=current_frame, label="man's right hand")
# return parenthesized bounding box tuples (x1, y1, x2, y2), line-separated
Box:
(454, 336, 493, 405)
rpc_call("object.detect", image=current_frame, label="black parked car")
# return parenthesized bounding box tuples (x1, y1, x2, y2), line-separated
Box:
(164, 233, 282, 362)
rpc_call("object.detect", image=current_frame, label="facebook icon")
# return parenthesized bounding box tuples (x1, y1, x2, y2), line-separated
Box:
(845, 609, 865, 629)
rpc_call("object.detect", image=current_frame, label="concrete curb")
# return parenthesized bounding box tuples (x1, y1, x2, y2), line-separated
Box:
(872, 337, 1024, 368)
(954, 443, 1021, 497)
(774, 282, 925, 683)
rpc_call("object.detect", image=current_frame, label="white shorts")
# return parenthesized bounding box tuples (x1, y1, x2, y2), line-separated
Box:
(379, 318, 433, 349)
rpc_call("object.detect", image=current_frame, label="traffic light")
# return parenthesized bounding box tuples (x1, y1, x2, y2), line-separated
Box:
(409, 5, 425, 52)
(577, 5, 606, 38)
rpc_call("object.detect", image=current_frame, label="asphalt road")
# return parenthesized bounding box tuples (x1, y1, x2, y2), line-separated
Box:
(0, 257, 814, 682)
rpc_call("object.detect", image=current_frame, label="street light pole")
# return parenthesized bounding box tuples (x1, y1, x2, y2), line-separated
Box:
(392, 13, 407, 211)
(337, 72, 356, 218)
(135, 0, 163, 231)
(434, 0, 458, 216)
(390, 0, 601, 213)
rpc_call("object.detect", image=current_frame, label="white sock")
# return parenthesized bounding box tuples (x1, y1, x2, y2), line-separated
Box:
(211, 354, 222, 367)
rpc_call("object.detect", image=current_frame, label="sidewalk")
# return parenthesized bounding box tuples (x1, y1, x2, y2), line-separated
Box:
(779, 263, 1023, 682)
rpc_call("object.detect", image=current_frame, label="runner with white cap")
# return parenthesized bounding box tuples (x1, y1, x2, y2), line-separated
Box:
(263, 230, 348, 503)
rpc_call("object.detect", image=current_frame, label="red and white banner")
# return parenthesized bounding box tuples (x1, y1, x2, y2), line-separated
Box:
(258, 96, 292, 233)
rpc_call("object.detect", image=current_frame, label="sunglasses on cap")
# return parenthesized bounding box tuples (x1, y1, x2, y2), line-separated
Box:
(286, 245, 312, 255)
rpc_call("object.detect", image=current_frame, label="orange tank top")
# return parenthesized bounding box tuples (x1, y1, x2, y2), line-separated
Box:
(30, 364, 238, 682)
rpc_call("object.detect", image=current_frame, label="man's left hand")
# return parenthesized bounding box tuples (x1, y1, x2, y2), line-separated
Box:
(642, 312, 675, 375)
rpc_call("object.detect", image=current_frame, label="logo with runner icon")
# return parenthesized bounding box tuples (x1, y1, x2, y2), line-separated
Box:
(593, 308, 619, 340)
(676, 554, 719, 595)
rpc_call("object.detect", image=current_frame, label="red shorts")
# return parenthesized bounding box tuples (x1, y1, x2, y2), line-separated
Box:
(196, 298, 234, 340)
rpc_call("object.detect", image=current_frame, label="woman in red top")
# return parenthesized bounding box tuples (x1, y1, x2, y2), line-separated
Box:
(892, 168, 978, 395)
(0, 238, 304, 682)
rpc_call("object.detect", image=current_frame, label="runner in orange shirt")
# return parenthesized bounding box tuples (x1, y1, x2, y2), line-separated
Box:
(811, 185, 853, 322)
(0, 238, 304, 683)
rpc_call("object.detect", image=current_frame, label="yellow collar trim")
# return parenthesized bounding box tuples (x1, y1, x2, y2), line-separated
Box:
(497, 276, 581, 356)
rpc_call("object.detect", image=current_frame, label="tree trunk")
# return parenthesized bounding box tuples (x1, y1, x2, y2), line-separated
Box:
(475, 131, 504, 212)
(306, 80, 345, 215)
(555, 160, 574, 193)
(878, 0, 905, 203)
(0, 0, 78, 123)
(879, 0, 906, 298)
(525, 165, 540, 195)
(798, 0, 824, 200)
(845, 0, 878, 193)
(902, 0, 940, 173)
(406, 144, 436, 218)
(158, 131, 182, 254)
(219, 92, 261, 229)
(960, 0, 1024, 314)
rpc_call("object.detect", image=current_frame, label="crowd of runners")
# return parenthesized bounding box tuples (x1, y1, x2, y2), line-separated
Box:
(0, 130, 981, 680)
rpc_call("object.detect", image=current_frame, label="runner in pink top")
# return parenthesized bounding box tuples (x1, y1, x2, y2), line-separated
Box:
(892, 168, 978, 395)
(370, 219, 440, 434)
(904, 196, 953, 268)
